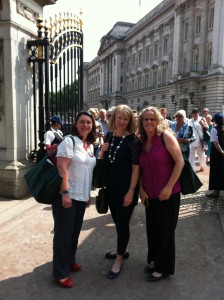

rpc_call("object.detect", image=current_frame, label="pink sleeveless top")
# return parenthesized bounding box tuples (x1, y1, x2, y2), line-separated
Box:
(139, 134, 181, 198)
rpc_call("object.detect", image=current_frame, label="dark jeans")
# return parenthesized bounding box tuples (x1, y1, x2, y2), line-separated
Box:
(52, 195, 86, 279)
(145, 192, 180, 275)
(94, 145, 101, 158)
(109, 199, 136, 256)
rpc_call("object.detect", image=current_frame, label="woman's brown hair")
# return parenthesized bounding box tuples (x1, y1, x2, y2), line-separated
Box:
(71, 111, 96, 144)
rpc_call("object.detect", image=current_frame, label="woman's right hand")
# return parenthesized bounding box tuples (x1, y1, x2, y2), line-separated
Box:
(101, 142, 109, 152)
(139, 187, 148, 205)
(62, 194, 72, 208)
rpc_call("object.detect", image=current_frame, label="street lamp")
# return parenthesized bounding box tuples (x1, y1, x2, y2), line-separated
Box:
(171, 94, 177, 106)
(189, 92, 194, 104)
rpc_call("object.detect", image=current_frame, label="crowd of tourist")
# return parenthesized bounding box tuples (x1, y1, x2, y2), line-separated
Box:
(47, 104, 224, 288)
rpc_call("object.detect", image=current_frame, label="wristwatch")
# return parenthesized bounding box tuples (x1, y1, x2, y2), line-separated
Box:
(60, 190, 69, 195)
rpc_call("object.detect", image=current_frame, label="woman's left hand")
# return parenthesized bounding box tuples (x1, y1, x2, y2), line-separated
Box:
(123, 190, 134, 207)
(159, 185, 172, 201)
(86, 198, 91, 208)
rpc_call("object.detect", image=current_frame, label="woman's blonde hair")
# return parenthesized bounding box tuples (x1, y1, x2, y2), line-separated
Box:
(138, 106, 165, 143)
(109, 104, 136, 133)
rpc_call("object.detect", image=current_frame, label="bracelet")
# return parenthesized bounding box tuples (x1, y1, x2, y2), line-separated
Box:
(59, 190, 69, 195)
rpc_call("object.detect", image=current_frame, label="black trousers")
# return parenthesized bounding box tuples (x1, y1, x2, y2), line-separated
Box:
(109, 199, 136, 256)
(145, 192, 180, 275)
(52, 195, 86, 279)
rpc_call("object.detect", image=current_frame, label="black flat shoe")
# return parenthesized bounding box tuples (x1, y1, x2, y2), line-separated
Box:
(206, 192, 220, 198)
(107, 265, 122, 279)
(105, 251, 129, 259)
(146, 273, 169, 282)
(144, 265, 154, 274)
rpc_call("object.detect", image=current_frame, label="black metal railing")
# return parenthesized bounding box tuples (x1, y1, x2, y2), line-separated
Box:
(27, 14, 83, 162)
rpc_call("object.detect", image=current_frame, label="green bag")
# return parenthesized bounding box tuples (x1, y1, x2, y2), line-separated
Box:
(24, 156, 62, 204)
(179, 160, 203, 195)
(161, 133, 203, 195)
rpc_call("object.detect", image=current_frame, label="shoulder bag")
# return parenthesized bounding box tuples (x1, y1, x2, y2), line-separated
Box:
(94, 132, 113, 214)
(161, 133, 203, 195)
(24, 135, 75, 204)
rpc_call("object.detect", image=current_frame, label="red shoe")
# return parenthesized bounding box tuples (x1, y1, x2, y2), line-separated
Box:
(55, 277, 74, 288)
(70, 263, 81, 272)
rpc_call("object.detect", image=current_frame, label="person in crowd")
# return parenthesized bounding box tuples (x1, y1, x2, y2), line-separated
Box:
(188, 113, 193, 119)
(159, 107, 170, 127)
(106, 106, 116, 121)
(202, 108, 212, 119)
(188, 108, 208, 171)
(132, 109, 138, 126)
(132, 109, 140, 137)
(138, 106, 184, 282)
(206, 113, 224, 198)
(205, 114, 213, 163)
(52, 111, 96, 288)
(88, 108, 103, 158)
(170, 110, 195, 160)
(100, 105, 140, 279)
(98, 108, 109, 138)
(44, 115, 64, 165)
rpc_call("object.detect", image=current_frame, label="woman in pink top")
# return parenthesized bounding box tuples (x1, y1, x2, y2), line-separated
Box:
(138, 107, 184, 282)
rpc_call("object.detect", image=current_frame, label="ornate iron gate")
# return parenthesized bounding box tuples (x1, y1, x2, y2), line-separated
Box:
(27, 13, 83, 161)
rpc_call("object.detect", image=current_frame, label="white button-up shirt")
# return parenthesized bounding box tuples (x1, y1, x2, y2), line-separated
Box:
(188, 117, 203, 147)
(57, 136, 96, 202)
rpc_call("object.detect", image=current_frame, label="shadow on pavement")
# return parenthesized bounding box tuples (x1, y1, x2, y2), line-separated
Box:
(0, 192, 224, 300)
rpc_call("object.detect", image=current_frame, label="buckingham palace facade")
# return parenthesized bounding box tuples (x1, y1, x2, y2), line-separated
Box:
(83, 0, 224, 116)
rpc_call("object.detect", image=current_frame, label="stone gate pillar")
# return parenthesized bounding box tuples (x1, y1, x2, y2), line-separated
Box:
(0, 0, 57, 199)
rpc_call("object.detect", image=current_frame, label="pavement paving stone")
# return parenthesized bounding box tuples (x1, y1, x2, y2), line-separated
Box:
(0, 165, 224, 300)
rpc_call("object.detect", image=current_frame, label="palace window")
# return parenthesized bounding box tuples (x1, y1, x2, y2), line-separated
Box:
(154, 43, 158, 58)
(207, 48, 212, 68)
(132, 55, 135, 67)
(138, 52, 142, 65)
(209, 7, 214, 29)
(193, 53, 199, 71)
(162, 67, 167, 85)
(138, 76, 141, 90)
(145, 48, 149, 62)
(196, 15, 201, 35)
(163, 38, 168, 54)
(183, 57, 187, 73)
(152, 70, 157, 88)
(126, 59, 130, 70)
(184, 23, 188, 41)
(145, 74, 149, 89)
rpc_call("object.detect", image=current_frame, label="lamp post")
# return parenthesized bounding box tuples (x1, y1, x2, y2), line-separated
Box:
(189, 92, 194, 104)
(171, 94, 177, 112)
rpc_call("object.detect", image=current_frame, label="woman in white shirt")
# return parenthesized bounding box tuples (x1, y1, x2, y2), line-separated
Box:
(52, 111, 96, 288)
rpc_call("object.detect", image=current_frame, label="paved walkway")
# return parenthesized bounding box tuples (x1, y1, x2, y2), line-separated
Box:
(0, 164, 224, 300)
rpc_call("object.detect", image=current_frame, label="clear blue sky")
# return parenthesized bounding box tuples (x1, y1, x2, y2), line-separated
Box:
(44, 0, 162, 62)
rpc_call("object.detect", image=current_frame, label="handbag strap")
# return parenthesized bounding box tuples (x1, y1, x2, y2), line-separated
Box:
(192, 121, 201, 139)
(101, 131, 113, 187)
(63, 135, 76, 149)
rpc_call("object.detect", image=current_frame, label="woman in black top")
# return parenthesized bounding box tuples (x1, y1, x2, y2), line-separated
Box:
(100, 104, 140, 279)
(206, 113, 224, 198)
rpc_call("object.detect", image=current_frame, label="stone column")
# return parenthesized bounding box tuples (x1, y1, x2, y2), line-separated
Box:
(186, 0, 195, 72)
(199, 0, 209, 70)
(172, 3, 185, 78)
(212, 0, 224, 66)
(0, 0, 57, 199)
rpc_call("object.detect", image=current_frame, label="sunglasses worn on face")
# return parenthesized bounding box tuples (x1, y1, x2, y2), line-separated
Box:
(143, 118, 156, 122)
(175, 115, 183, 117)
